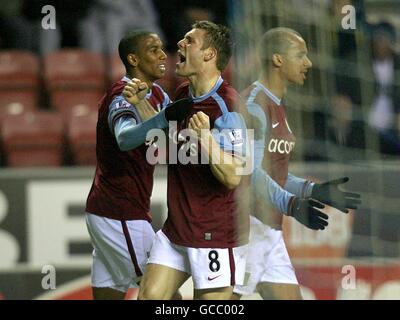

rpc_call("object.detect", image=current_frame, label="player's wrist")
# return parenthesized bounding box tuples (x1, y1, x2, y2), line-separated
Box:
(199, 130, 214, 158)
(303, 181, 315, 198)
(198, 129, 212, 143)
(286, 196, 297, 216)
(311, 182, 324, 199)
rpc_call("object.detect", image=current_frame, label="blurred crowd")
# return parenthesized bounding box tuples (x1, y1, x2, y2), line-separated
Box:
(306, 9, 400, 162)
(0, 0, 227, 55)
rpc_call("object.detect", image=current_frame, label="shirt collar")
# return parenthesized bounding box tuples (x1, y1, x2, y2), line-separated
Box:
(255, 81, 282, 105)
(189, 76, 224, 102)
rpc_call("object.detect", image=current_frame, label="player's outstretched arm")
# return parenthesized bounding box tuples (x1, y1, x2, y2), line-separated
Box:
(311, 177, 362, 213)
(285, 173, 314, 198)
(113, 98, 193, 151)
(252, 167, 294, 214)
(252, 168, 329, 230)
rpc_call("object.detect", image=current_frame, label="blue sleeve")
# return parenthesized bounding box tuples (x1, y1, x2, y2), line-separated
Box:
(285, 173, 314, 198)
(108, 95, 139, 131)
(108, 96, 169, 151)
(247, 101, 267, 168)
(211, 112, 248, 157)
(252, 167, 295, 214)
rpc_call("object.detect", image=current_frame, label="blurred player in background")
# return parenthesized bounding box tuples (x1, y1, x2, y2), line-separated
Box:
(233, 27, 361, 300)
(135, 20, 249, 300)
(85, 30, 191, 300)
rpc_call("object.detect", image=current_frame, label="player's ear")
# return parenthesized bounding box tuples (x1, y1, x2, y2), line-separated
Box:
(204, 48, 216, 62)
(127, 53, 139, 68)
(271, 53, 283, 67)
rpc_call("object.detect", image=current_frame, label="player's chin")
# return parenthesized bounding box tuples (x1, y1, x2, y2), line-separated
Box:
(294, 77, 305, 85)
(157, 70, 166, 78)
(175, 68, 188, 77)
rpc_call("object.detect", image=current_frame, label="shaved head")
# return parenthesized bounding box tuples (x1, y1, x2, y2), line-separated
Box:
(259, 27, 303, 68)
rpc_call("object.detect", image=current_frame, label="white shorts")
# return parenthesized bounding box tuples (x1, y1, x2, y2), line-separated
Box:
(148, 230, 248, 290)
(86, 213, 155, 292)
(234, 216, 298, 296)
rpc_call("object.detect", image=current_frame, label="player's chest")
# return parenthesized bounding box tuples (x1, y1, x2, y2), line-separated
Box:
(265, 113, 296, 156)
(178, 102, 221, 130)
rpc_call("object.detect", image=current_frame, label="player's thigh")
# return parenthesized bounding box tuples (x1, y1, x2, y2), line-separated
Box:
(188, 245, 247, 292)
(139, 263, 189, 300)
(256, 282, 303, 300)
(86, 214, 154, 290)
(139, 230, 191, 300)
(194, 286, 234, 300)
(233, 233, 270, 297)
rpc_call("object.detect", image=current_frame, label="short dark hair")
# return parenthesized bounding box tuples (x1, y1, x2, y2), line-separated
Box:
(259, 27, 302, 67)
(192, 20, 233, 71)
(118, 30, 153, 70)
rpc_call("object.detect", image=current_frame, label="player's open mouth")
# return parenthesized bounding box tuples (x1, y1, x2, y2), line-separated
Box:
(177, 52, 186, 65)
(159, 64, 166, 72)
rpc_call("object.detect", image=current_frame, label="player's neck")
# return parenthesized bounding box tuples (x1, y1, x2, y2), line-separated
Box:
(258, 70, 286, 100)
(188, 70, 221, 97)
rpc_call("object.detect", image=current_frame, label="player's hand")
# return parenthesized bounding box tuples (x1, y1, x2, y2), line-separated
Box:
(288, 197, 329, 230)
(311, 177, 361, 213)
(188, 111, 210, 139)
(164, 98, 193, 122)
(122, 78, 149, 105)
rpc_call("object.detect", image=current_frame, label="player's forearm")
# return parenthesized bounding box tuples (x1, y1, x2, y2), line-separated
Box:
(115, 112, 168, 151)
(201, 132, 243, 189)
(284, 173, 314, 198)
(135, 99, 159, 121)
(253, 167, 295, 214)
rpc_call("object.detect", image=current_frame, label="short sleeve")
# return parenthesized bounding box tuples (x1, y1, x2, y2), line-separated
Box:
(212, 111, 248, 157)
(107, 95, 139, 131)
(247, 101, 267, 168)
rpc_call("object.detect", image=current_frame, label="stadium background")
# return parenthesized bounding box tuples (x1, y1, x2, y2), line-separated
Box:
(0, 0, 399, 299)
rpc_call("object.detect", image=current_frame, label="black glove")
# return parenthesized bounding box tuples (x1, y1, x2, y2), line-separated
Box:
(311, 177, 361, 214)
(164, 98, 193, 122)
(288, 197, 329, 230)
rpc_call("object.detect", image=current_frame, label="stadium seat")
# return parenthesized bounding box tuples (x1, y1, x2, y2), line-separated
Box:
(0, 102, 31, 123)
(67, 111, 97, 166)
(43, 49, 106, 116)
(0, 50, 40, 110)
(1, 111, 64, 167)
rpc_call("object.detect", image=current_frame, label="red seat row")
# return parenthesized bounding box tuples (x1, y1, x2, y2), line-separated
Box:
(0, 110, 97, 167)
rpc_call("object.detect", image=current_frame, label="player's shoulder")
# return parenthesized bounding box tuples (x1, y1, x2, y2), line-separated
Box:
(174, 81, 190, 100)
(99, 79, 126, 113)
(215, 80, 239, 112)
(152, 82, 167, 95)
(109, 79, 127, 97)
(254, 90, 271, 109)
(240, 83, 258, 101)
(151, 82, 169, 101)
